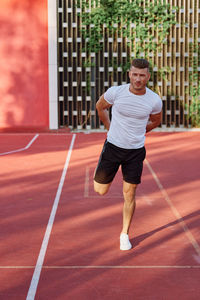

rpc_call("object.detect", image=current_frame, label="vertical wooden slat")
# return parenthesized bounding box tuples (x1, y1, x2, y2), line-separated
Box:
(185, 0, 190, 127)
(175, 0, 180, 127)
(68, 0, 73, 129)
(162, 0, 167, 128)
(181, 0, 186, 126)
(63, 0, 67, 126)
(179, 0, 183, 126)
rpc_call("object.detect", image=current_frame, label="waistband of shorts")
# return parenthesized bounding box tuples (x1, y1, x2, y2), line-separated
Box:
(105, 140, 145, 151)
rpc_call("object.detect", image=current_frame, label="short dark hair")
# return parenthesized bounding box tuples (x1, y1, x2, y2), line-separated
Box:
(131, 59, 149, 70)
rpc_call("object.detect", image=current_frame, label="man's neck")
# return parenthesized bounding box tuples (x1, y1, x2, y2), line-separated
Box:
(129, 84, 146, 95)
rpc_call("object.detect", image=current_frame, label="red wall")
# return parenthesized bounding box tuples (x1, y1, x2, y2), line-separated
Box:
(0, 0, 49, 132)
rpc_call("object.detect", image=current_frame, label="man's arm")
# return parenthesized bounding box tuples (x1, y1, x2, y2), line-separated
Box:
(96, 94, 112, 130)
(146, 112, 162, 133)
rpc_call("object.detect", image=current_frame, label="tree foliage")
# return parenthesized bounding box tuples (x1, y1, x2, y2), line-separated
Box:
(79, 0, 178, 56)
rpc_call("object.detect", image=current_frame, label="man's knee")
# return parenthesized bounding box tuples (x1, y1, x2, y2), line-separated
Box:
(123, 182, 137, 202)
(94, 181, 110, 196)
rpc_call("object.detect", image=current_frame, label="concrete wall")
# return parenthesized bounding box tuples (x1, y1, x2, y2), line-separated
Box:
(0, 0, 49, 132)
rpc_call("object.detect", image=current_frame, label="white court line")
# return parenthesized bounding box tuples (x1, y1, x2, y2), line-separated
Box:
(42, 265, 200, 269)
(84, 166, 90, 197)
(141, 194, 153, 206)
(145, 159, 200, 258)
(0, 134, 39, 156)
(82, 195, 122, 199)
(1, 265, 200, 269)
(26, 134, 76, 300)
(0, 133, 72, 135)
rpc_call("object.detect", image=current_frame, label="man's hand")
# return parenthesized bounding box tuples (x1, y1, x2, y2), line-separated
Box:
(146, 112, 162, 133)
(96, 95, 112, 130)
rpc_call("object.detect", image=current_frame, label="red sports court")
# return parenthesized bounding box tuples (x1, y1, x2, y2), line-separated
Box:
(0, 131, 199, 299)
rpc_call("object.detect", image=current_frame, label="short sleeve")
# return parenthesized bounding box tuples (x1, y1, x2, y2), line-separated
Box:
(104, 86, 118, 105)
(151, 96, 163, 114)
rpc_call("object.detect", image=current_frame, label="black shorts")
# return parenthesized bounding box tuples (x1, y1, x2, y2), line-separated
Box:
(94, 140, 146, 185)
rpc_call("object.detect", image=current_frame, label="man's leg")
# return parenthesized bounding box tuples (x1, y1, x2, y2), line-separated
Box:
(121, 181, 137, 234)
(120, 181, 137, 251)
(94, 140, 120, 196)
(94, 180, 111, 196)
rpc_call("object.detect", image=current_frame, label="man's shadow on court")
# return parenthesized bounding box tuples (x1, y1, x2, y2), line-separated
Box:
(130, 210, 200, 248)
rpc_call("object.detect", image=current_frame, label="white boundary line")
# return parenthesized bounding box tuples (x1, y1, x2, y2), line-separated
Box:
(84, 167, 90, 197)
(0, 134, 39, 156)
(1, 265, 200, 269)
(145, 159, 200, 258)
(0, 133, 72, 135)
(26, 134, 76, 300)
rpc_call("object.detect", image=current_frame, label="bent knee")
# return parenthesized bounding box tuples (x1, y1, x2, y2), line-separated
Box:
(94, 181, 110, 196)
(94, 186, 108, 196)
(95, 189, 108, 196)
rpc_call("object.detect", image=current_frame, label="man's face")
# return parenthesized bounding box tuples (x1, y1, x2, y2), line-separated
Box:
(129, 66, 150, 92)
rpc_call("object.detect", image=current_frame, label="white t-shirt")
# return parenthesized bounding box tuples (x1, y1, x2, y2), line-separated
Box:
(104, 83, 162, 149)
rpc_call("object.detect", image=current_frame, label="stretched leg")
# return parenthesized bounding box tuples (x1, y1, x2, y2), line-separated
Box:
(93, 180, 111, 196)
(121, 181, 137, 234)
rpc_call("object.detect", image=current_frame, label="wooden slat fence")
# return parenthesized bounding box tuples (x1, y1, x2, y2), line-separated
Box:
(57, 0, 200, 129)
